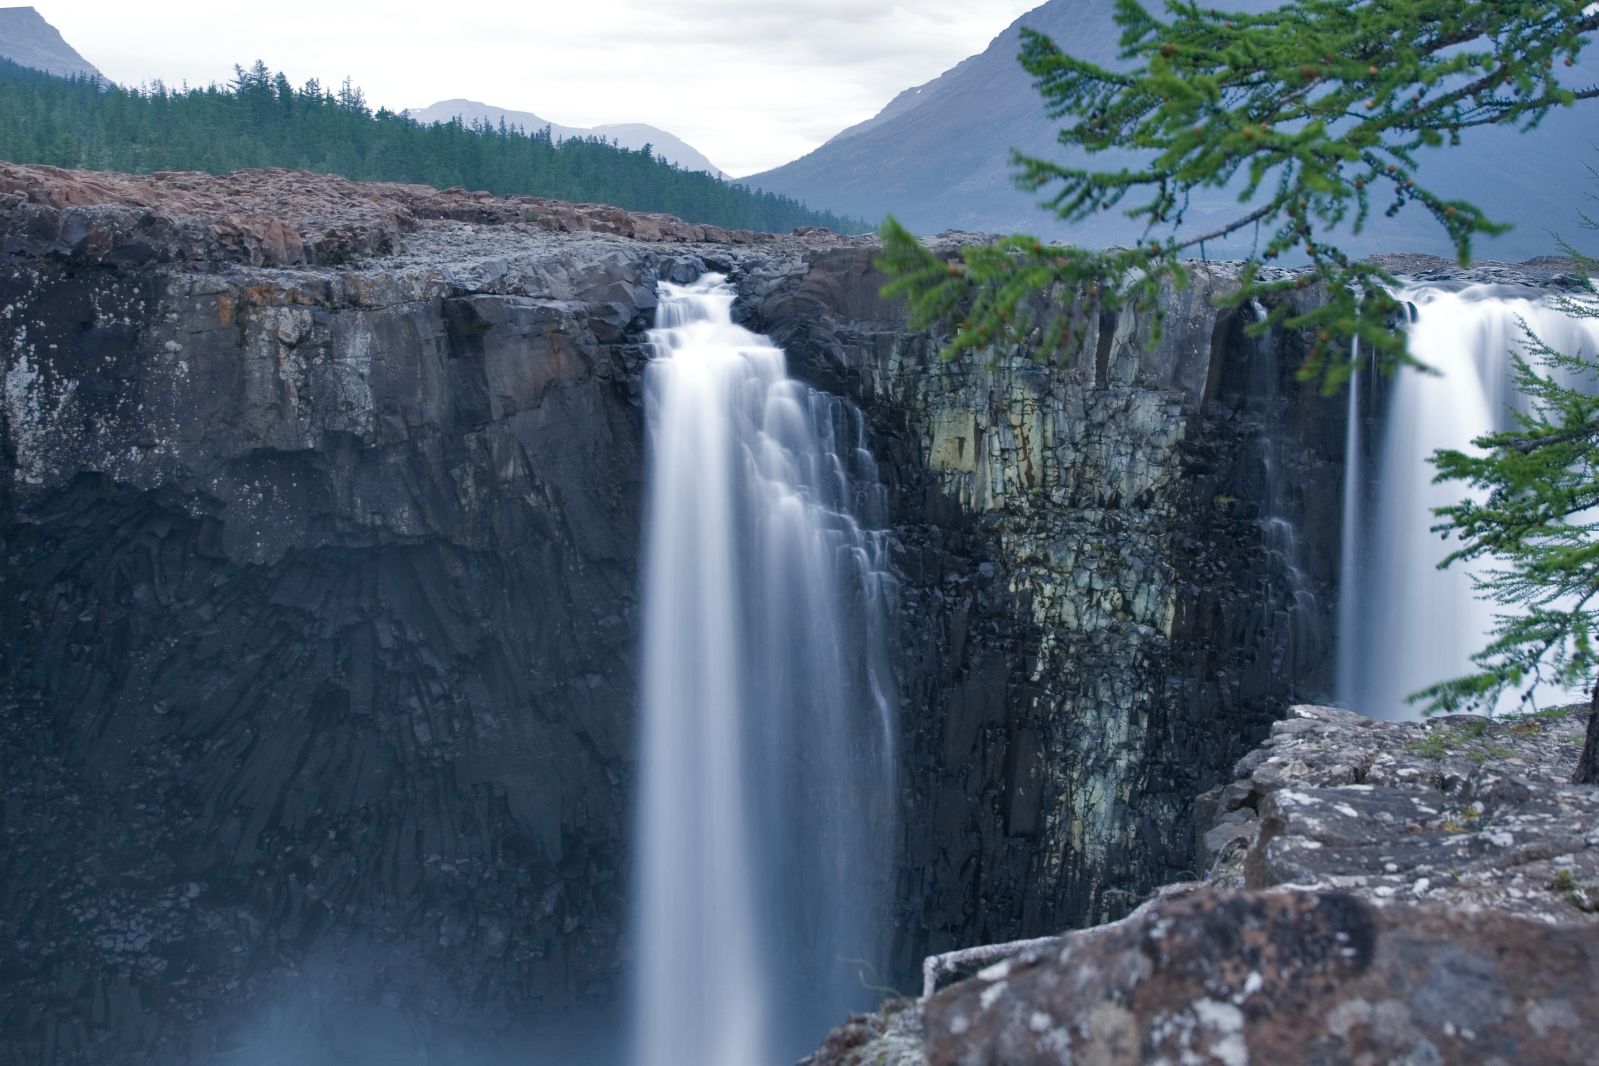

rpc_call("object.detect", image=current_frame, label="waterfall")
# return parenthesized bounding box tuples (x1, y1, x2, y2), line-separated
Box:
(1249, 301, 1318, 643)
(1335, 335, 1364, 705)
(631, 274, 899, 1066)
(1337, 284, 1599, 719)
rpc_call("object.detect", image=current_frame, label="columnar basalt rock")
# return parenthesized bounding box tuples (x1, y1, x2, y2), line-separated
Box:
(1, 166, 1344, 1062)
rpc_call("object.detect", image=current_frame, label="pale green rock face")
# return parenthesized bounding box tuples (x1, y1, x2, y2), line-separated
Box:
(772, 258, 1302, 933)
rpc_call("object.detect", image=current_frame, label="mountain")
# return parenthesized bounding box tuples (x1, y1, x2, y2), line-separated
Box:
(748, 0, 1599, 260)
(0, 6, 101, 80)
(408, 98, 728, 179)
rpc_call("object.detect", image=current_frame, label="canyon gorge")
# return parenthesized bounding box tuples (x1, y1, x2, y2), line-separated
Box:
(1, 164, 1595, 1064)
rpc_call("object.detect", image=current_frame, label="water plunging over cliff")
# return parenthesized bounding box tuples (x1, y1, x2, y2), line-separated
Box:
(1338, 285, 1599, 719)
(631, 274, 898, 1065)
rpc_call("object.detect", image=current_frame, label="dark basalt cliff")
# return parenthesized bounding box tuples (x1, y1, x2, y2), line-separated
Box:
(1, 166, 1340, 1063)
(740, 245, 1342, 971)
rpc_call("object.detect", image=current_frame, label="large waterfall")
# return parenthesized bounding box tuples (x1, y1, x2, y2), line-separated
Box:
(631, 274, 899, 1065)
(1338, 283, 1599, 719)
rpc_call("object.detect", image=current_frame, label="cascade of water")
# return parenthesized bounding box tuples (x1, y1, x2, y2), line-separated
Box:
(631, 274, 898, 1066)
(1335, 335, 1364, 704)
(1337, 285, 1599, 719)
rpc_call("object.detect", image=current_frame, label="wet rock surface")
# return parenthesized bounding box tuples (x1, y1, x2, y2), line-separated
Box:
(806, 705, 1599, 1065)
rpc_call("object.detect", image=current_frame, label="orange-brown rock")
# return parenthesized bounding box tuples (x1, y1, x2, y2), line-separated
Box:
(0, 162, 847, 268)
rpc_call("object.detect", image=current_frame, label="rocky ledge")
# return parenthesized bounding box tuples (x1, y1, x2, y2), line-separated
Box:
(807, 703, 1599, 1065)
(0, 161, 847, 269)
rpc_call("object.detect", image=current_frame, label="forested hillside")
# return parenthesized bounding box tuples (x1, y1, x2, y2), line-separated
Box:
(0, 59, 861, 233)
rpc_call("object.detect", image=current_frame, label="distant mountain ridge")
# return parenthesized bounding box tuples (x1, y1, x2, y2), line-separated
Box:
(408, 99, 727, 179)
(749, 0, 1599, 260)
(0, 6, 102, 80)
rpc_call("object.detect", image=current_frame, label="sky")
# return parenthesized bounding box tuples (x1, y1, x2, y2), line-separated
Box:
(40, 1, 1045, 177)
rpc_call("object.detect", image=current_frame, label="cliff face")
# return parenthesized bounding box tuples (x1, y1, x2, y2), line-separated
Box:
(1, 166, 1340, 1063)
(1, 169, 717, 1063)
(743, 248, 1342, 975)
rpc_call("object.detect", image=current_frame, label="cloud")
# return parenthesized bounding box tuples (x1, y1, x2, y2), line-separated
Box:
(41, 0, 1043, 175)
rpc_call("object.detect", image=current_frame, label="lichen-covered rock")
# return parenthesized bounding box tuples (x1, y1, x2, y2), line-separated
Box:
(797, 1001, 929, 1066)
(1199, 704, 1599, 922)
(923, 890, 1599, 1066)
(807, 705, 1598, 1065)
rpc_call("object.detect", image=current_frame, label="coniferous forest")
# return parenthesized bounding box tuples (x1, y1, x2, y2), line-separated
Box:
(0, 58, 866, 234)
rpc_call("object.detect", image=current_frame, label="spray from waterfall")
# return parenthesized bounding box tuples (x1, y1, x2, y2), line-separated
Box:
(631, 274, 898, 1066)
(1337, 284, 1599, 719)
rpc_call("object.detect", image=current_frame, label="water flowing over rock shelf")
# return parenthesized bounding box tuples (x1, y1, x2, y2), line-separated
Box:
(634, 275, 897, 1063)
(1, 165, 1594, 1064)
(1339, 280, 1599, 719)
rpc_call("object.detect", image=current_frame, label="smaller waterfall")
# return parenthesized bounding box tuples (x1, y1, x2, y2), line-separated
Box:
(632, 274, 898, 1066)
(1338, 285, 1599, 718)
(1335, 335, 1365, 704)
(1244, 302, 1322, 687)
(1249, 302, 1317, 629)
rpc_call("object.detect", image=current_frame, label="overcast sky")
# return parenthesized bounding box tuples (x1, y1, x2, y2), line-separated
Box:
(41, 1, 1043, 176)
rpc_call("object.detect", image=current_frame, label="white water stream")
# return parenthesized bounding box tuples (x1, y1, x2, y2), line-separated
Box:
(1338, 284, 1599, 719)
(631, 274, 898, 1065)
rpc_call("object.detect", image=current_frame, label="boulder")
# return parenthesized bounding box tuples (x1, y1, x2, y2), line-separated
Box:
(924, 890, 1598, 1066)
(807, 704, 1599, 1065)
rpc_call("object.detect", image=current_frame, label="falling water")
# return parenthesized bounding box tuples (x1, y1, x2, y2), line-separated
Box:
(1338, 284, 1599, 719)
(631, 274, 899, 1066)
(1335, 335, 1365, 705)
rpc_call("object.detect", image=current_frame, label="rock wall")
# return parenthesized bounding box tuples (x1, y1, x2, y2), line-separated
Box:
(0, 174, 711, 1061)
(1, 166, 1343, 1062)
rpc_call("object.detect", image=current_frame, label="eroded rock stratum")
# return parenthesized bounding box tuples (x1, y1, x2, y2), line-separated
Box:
(5, 164, 1342, 1062)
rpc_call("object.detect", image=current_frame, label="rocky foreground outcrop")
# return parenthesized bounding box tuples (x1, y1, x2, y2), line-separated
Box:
(805, 704, 1599, 1065)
